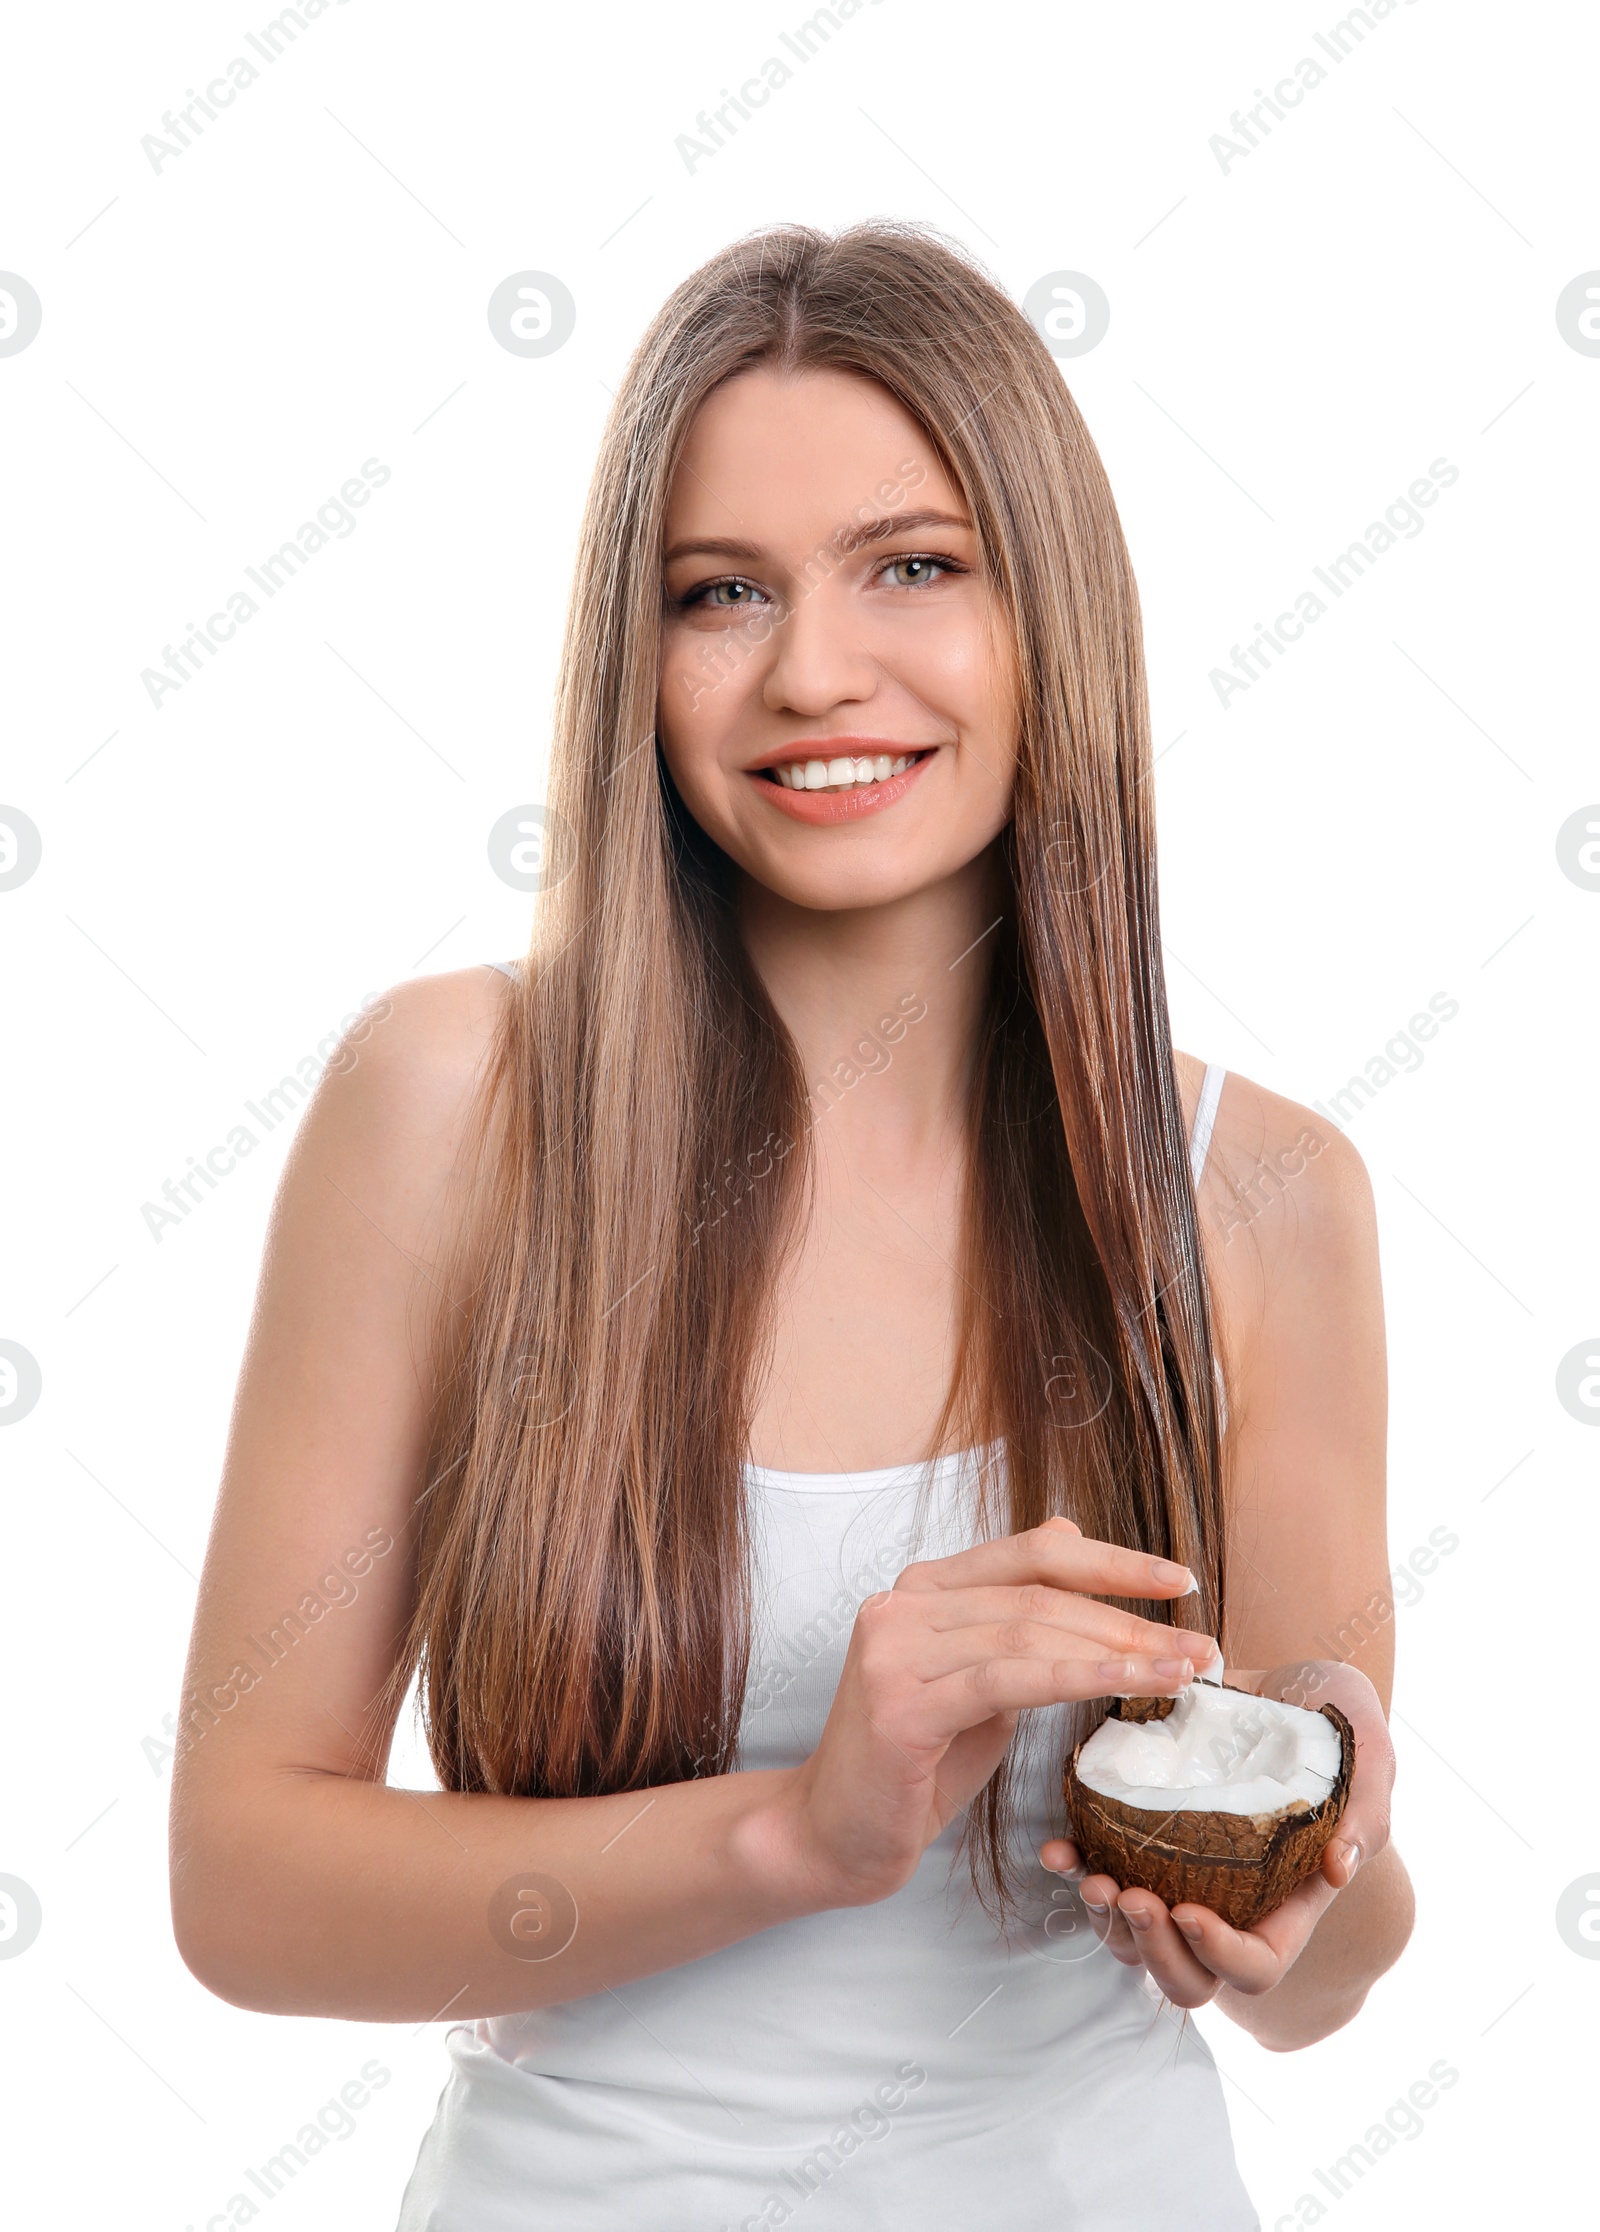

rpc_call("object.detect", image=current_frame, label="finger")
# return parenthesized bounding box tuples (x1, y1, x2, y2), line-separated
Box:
(1322, 1833, 1364, 1890)
(1151, 1901, 1276, 1990)
(913, 1583, 1221, 1667)
(1077, 1874, 1143, 1964)
(1173, 1871, 1334, 1993)
(1040, 1836, 1083, 1877)
(1329, 1771, 1394, 1874)
(1262, 1870, 1341, 1948)
(1166, 1904, 1283, 1993)
(894, 1520, 1202, 1606)
(895, 1619, 1209, 1689)
(914, 1651, 1202, 1732)
(1114, 1890, 1222, 2007)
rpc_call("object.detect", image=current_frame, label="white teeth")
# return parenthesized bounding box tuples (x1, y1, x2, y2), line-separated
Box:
(768, 751, 920, 792)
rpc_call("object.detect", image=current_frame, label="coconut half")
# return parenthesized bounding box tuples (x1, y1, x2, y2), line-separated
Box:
(1063, 1683, 1355, 1930)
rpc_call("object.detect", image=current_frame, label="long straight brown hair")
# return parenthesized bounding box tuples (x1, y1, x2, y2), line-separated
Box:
(386, 221, 1228, 1918)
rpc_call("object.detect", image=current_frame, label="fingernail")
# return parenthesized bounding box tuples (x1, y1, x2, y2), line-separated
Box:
(1336, 1839, 1362, 1876)
(1153, 1657, 1193, 1679)
(1153, 1559, 1194, 1588)
(1082, 1897, 1108, 1915)
(1175, 1917, 1202, 1941)
(1124, 1907, 1151, 1932)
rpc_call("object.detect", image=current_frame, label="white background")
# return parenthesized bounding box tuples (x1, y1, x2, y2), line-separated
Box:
(2, 2, 1595, 2225)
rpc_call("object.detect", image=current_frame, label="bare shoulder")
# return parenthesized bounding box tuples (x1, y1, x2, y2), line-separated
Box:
(1201, 1065, 1373, 1255)
(1172, 1054, 1379, 1330)
(331, 961, 513, 1117)
(249, 960, 521, 1342)
(294, 962, 516, 1238)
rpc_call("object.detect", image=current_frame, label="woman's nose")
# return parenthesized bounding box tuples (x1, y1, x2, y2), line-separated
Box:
(759, 582, 880, 718)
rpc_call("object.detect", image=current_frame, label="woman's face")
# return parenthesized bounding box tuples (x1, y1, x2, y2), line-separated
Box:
(657, 367, 1018, 913)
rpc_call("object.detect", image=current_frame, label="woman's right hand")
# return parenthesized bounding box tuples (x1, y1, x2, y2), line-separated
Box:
(760, 1515, 1221, 1911)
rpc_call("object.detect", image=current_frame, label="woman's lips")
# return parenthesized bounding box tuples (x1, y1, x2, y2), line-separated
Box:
(748, 749, 933, 824)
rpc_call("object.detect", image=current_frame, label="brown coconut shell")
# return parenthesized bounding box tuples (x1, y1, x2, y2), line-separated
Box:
(1063, 1695, 1355, 1931)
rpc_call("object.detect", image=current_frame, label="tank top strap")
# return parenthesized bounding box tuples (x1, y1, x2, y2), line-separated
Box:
(1185, 1062, 1232, 1434)
(1188, 1062, 1226, 1188)
(489, 958, 521, 980)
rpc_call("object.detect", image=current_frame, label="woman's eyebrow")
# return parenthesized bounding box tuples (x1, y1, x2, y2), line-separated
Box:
(661, 508, 974, 568)
(832, 507, 974, 556)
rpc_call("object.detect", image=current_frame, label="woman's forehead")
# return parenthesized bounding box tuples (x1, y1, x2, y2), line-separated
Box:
(663, 369, 964, 569)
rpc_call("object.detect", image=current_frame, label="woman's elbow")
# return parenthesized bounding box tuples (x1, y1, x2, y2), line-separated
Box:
(168, 1788, 296, 2015)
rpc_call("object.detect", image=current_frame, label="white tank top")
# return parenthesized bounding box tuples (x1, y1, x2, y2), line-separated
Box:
(398, 983, 1247, 2230)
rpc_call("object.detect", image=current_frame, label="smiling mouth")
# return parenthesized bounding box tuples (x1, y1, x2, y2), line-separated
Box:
(759, 750, 926, 793)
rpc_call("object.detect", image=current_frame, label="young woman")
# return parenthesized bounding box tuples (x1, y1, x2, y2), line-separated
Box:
(170, 223, 1413, 2230)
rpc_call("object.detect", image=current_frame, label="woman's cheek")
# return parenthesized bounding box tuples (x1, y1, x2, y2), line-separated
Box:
(878, 609, 1007, 733)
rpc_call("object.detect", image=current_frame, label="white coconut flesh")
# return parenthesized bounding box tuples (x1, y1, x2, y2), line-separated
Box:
(1074, 1681, 1342, 1818)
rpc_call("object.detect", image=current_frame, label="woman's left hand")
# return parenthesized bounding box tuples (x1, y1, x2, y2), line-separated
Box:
(1038, 1660, 1394, 2008)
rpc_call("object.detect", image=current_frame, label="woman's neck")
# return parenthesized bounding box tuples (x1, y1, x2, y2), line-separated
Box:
(736, 847, 1005, 1153)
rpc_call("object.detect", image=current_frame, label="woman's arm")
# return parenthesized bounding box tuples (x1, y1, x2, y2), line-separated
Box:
(168, 970, 1222, 2023)
(166, 968, 815, 2021)
(1051, 1072, 1415, 2048)
(1207, 1081, 1413, 2045)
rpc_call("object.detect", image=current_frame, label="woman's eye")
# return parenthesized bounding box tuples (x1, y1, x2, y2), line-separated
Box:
(691, 578, 767, 608)
(882, 555, 950, 588)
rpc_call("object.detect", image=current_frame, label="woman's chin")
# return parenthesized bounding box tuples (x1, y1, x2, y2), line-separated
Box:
(732, 841, 983, 918)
